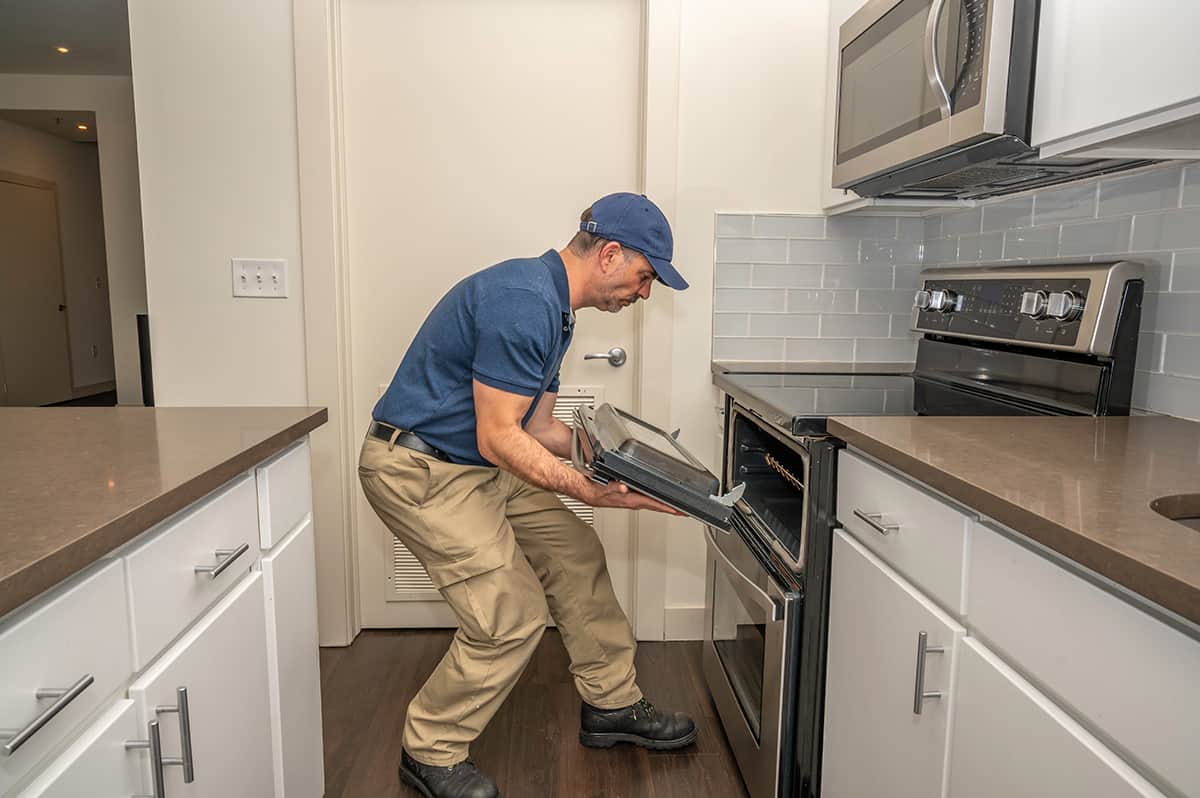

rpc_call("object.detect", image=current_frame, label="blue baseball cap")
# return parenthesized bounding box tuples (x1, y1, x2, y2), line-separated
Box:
(582, 192, 688, 290)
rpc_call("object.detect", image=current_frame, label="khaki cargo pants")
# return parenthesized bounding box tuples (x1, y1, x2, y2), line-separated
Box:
(358, 434, 642, 766)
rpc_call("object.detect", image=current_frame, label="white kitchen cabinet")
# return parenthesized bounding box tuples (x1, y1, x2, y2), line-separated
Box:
(947, 638, 1165, 798)
(261, 518, 324, 798)
(256, 440, 313, 549)
(1032, 0, 1200, 159)
(822, 530, 964, 798)
(14, 701, 145, 798)
(128, 572, 275, 798)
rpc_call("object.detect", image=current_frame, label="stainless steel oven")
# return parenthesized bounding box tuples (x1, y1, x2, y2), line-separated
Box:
(832, 0, 1147, 199)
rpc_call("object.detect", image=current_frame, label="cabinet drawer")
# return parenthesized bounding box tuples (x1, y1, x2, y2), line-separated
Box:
(969, 521, 1200, 797)
(837, 449, 971, 614)
(256, 439, 313, 549)
(14, 701, 145, 798)
(125, 474, 258, 669)
(948, 639, 1164, 798)
(0, 560, 132, 795)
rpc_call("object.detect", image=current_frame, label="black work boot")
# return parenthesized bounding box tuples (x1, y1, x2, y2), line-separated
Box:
(579, 698, 698, 750)
(399, 749, 499, 798)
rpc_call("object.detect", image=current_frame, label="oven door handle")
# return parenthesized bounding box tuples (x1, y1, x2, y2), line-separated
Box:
(705, 526, 783, 622)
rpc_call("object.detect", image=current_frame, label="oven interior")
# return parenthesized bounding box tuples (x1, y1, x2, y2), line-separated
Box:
(730, 412, 809, 570)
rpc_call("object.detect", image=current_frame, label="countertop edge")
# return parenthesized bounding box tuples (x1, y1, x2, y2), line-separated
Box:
(0, 408, 328, 619)
(828, 418, 1200, 626)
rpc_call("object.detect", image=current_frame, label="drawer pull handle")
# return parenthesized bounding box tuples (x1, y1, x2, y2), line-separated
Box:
(853, 509, 900, 536)
(155, 686, 195, 782)
(127, 718, 188, 798)
(912, 631, 946, 715)
(0, 673, 94, 756)
(194, 542, 250, 579)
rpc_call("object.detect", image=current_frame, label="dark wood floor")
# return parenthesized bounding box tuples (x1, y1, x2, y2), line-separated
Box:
(320, 629, 750, 798)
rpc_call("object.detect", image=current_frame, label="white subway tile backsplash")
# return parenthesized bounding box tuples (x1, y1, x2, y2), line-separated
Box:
(826, 216, 898, 239)
(1002, 226, 1059, 260)
(714, 263, 752, 287)
(713, 313, 749, 337)
(752, 215, 825, 238)
(1059, 217, 1132, 256)
(1172, 251, 1200, 291)
(898, 218, 925, 241)
(1034, 184, 1097, 225)
(894, 263, 924, 289)
(923, 215, 944, 241)
(941, 208, 982, 236)
(753, 264, 823, 288)
(958, 231, 1003, 262)
(749, 313, 821, 338)
(822, 265, 893, 289)
(857, 289, 919, 314)
(1164, 335, 1200, 378)
(820, 313, 890, 338)
(787, 238, 860, 265)
(1097, 167, 1182, 217)
(854, 339, 919, 362)
(1132, 372, 1200, 421)
(1136, 332, 1165, 374)
(1130, 207, 1200, 251)
(715, 214, 753, 237)
(785, 289, 857, 313)
(784, 339, 856, 362)
(890, 314, 918, 338)
(981, 197, 1033, 231)
(861, 239, 922, 264)
(1182, 165, 1200, 207)
(1129, 252, 1171, 293)
(714, 288, 786, 313)
(924, 236, 958, 263)
(716, 237, 788, 263)
(712, 337, 784, 361)
(1141, 293, 1200, 334)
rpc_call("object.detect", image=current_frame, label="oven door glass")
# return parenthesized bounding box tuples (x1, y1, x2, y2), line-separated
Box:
(837, 0, 986, 165)
(711, 556, 771, 741)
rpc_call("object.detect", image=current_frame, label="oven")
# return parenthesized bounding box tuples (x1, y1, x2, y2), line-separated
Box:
(703, 403, 839, 798)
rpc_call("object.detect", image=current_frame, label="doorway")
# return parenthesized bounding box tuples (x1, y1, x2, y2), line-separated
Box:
(340, 0, 646, 627)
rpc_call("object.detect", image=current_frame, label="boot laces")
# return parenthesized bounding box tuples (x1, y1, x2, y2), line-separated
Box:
(632, 698, 656, 720)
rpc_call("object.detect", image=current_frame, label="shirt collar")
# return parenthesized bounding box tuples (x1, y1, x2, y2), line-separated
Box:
(540, 249, 573, 323)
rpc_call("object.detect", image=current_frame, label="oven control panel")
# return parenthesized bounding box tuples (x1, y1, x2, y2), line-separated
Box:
(913, 277, 1091, 348)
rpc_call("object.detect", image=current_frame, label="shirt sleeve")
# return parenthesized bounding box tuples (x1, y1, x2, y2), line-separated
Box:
(472, 288, 559, 397)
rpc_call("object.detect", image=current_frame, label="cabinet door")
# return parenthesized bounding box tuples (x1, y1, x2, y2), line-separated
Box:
(261, 518, 324, 798)
(822, 530, 964, 798)
(948, 639, 1165, 798)
(15, 701, 144, 798)
(128, 573, 275, 798)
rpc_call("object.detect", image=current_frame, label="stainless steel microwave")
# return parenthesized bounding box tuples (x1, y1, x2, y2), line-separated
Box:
(832, 0, 1148, 199)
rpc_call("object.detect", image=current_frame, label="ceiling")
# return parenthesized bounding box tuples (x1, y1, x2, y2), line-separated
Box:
(0, 0, 131, 76)
(0, 109, 98, 142)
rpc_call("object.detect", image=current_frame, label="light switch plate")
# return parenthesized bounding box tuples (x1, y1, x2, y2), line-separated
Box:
(232, 258, 288, 298)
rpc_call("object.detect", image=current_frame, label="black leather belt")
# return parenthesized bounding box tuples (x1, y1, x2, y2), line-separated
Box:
(368, 421, 450, 462)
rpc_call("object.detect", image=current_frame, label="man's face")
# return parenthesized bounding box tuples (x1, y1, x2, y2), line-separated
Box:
(597, 244, 656, 313)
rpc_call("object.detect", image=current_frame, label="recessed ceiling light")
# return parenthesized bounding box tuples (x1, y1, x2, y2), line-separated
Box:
(55, 46, 70, 54)
(76, 123, 88, 131)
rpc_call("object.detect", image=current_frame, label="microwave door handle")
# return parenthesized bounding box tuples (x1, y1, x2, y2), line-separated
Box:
(705, 526, 783, 622)
(924, 0, 953, 117)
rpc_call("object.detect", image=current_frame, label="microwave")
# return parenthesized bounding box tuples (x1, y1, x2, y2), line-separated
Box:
(832, 0, 1148, 199)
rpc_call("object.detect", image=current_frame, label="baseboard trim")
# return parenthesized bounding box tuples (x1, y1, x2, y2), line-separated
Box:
(663, 606, 705, 641)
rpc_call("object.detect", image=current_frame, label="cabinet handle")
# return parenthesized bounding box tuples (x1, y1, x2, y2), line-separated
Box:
(912, 631, 946, 715)
(0, 673, 94, 756)
(126, 719, 183, 798)
(853, 508, 900, 536)
(155, 687, 195, 782)
(193, 542, 250, 579)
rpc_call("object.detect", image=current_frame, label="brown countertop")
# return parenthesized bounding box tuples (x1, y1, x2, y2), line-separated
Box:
(0, 406, 327, 619)
(828, 415, 1200, 625)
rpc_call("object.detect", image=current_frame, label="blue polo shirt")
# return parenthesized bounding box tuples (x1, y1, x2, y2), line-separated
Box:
(372, 249, 575, 466)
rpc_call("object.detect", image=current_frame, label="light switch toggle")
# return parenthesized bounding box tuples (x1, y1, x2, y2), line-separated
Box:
(232, 258, 288, 298)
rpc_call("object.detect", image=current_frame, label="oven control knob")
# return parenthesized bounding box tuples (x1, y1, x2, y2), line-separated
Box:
(928, 288, 959, 313)
(1046, 290, 1084, 321)
(1019, 290, 1048, 319)
(914, 289, 932, 311)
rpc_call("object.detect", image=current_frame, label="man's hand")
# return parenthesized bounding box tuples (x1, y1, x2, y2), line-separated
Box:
(582, 480, 686, 516)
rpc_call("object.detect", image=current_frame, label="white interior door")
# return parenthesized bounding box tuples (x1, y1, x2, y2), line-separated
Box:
(0, 178, 73, 406)
(342, 0, 644, 628)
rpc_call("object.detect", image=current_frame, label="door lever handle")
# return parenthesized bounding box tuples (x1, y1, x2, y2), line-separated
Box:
(583, 347, 627, 367)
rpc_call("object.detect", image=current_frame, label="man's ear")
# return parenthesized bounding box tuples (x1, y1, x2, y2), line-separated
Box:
(597, 240, 623, 274)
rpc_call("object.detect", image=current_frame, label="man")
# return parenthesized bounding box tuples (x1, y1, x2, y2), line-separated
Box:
(358, 193, 696, 798)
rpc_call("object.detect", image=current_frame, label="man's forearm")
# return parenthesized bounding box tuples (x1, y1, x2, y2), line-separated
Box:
(526, 417, 573, 459)
(482, 424, 595, 500)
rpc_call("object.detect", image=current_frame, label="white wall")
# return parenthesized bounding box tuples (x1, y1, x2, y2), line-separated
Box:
(0, 74, 146, 404)
(0, 119, 115, 388)
(127, 0, 307, 407)
(660, 0, 832, 625)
